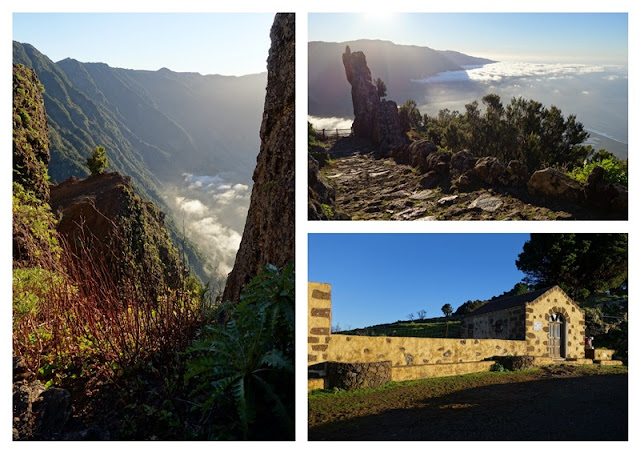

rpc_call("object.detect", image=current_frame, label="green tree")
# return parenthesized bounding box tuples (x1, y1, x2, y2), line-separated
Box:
(515, 234, 627, 300)
(454, 299, 486, 316)
(441, 303, 453, 317)
(374, 77, 387, 98)
(86, 145, 108, 175)
(398, 99, 422, 133)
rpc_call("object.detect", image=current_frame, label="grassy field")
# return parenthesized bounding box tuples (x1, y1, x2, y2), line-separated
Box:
(340, 318, 461, 338)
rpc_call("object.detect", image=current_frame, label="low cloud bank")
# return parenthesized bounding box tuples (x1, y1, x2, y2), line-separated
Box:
(308, 115, 353, 131)
(412, 61, 616, 84)
(163, 172, 251, 284)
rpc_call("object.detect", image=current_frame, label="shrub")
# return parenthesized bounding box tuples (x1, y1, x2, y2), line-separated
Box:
(12, 230, 203, 388)
(185, 263, 294, 440)
(568, 157, 628, 187)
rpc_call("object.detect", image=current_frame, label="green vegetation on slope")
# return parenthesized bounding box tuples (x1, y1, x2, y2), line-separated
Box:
(401, 93, 627, 182)
(340, 318, 461, 338)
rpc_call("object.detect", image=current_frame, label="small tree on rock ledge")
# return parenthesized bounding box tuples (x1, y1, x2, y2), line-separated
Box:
(374, 77, 387, 98)
(87, 145, 108, 175)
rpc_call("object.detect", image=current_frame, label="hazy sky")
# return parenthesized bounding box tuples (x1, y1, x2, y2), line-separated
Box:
(308, 234, 530, 330)
(309, 13, 628, 64)
(13, 13, 275, 76)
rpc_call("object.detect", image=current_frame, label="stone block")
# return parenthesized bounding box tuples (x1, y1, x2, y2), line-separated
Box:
(310, 327, 330, 335)
(311, 289, 331, 300)
(311, 308, 330, 318)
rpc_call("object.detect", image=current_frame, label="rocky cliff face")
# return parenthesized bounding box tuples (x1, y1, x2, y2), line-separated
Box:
(342, 47, 380, 141)
(12, 64, 60, 266)
(342, 47, 407, 153)
(13, 64, 50, 201)
(222, 13, 295, 302)
(50, 172, 183, 297)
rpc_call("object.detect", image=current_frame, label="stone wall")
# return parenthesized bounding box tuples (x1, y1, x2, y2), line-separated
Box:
(325, 361, 391, 390)
(326, 335, 527, 366)
(391, 360, 496, 382)
(525, 287, 585, 359)
(308, 282, 332, 366)
(585, 349, 615, 361)
(460, 305, 526, 340)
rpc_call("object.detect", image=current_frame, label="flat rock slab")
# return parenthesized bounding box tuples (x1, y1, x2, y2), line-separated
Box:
(469, 195, 503, 212)
(437, 195, 459, 206)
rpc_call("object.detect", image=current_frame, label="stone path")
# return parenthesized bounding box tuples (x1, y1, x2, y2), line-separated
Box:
(323, 152, 581, 220)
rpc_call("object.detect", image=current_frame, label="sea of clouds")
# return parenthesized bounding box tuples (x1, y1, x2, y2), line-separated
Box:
(162, 172, 251, 284)
(308, 115, 353, 131)
(411, 61, 620, 84)
(413, 61, 628, 154)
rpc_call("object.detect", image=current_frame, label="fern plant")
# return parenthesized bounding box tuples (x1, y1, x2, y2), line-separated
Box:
(185, 263, 294, 440)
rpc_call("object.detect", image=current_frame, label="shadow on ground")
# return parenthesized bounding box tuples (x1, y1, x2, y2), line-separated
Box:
(309, 374, 627, 441)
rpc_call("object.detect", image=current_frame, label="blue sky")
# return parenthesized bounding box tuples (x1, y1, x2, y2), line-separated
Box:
(309, 13, 628, 64)
(13, 13, 275, 76)
(308, 234, 530, 330)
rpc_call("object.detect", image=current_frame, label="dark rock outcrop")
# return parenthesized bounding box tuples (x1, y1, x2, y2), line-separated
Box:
(470, 156, 508, 186)
(13, 379, 68, 440)
(342, 46, 379, 141)
(528, 167, 584, 204)
(50, 172, 183, 296)
(13, 357, 109, 441)
(506, 160, 530, 187)
(585, 166, 628, 213)
(375, 99, 407, 153)
(426, 151, 451, 175)
(342, 46, 407, 154)
(222, 13, 295, 302)
(392, 139, 437, 170)
(450, 150, 477, 179)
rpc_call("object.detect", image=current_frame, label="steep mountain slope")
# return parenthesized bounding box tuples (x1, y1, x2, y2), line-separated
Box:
(14, 41, 266, 190)
(308, 39, 494, 117)
(14, 41, 267, 283)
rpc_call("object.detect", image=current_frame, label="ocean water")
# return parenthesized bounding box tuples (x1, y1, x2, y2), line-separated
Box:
(310, 61, 628, 158)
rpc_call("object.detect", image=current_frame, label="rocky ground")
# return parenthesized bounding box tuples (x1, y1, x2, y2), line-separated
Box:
(309, 365, 628, 440)
(322, 151, 599, 221)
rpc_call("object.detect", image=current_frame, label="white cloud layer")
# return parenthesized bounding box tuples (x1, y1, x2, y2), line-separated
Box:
(412, 61, 613, 84)
(163, 173, 251, 284)
(308, 115, 353, 131)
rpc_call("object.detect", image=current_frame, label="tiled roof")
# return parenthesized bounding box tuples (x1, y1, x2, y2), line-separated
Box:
(467, 286, 555, 317)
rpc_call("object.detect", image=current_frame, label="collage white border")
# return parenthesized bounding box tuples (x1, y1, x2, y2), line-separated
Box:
(2, 1, 637, 450)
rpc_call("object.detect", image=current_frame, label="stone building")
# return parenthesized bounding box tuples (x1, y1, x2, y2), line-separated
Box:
(460, 286, 586, 360)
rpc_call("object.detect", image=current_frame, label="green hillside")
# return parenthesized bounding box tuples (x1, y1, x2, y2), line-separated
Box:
(13, 41, 267, 284)
(341, 317, 461, 338)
